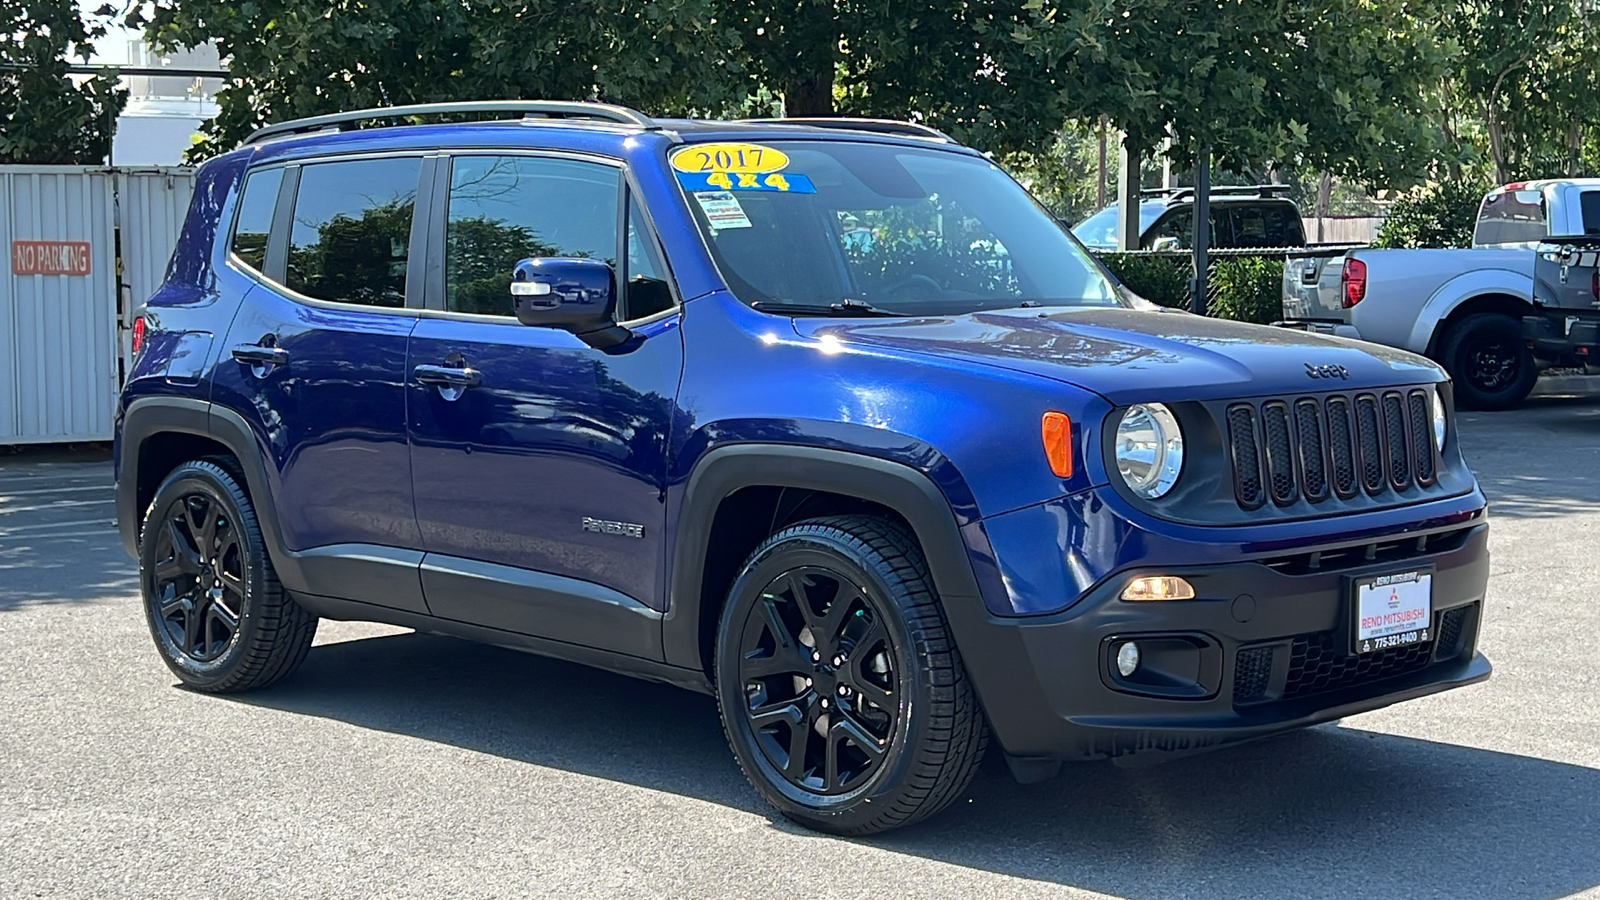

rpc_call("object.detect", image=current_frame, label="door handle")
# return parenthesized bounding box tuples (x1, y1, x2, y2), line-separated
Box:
(413, 364, 483, 388)
(231, 344, 290, 366)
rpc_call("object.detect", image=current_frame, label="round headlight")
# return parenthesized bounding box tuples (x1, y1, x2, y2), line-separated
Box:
(1431, 386, 1447, 452)
(1115, 403, 1184, 499)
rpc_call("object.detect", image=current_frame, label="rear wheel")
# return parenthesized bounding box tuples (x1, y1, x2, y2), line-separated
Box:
(714, 515, 987, 835)
(140, 460, 317, 692)
(1438, 312, 1536, 410)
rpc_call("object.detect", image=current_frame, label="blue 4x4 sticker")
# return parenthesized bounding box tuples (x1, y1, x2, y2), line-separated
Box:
(670, 142, 816, 193)
(676, 170, 816, 193)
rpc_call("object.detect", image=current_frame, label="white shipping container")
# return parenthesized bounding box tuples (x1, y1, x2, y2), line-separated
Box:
(0, 165, 196, 445)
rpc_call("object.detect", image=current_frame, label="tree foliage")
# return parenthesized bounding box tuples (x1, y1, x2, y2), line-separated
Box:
(137, 0, 752, 157)
(0, 0, 127, 164)
(1373, 178, 1488, 249)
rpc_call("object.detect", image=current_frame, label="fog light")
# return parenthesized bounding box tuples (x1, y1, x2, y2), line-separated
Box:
(1120, 576, 1196, 601)
(1116, 642, 1141, 677)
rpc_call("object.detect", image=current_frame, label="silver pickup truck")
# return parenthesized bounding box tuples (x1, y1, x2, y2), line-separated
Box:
(1282, 178, 1600, 409)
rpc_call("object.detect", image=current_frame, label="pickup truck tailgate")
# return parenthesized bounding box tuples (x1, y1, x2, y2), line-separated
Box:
(1282, 248, 1347, 323)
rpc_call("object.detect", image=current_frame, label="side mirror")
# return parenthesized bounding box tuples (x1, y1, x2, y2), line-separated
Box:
(511, 257, 631, 349)
(1149, 235, 1182, 252)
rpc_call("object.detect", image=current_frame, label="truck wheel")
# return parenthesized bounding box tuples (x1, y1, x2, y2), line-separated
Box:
(714, 515, 987, 835)
(1438, 313, 1536, 410)
(139, 460, 318, 692)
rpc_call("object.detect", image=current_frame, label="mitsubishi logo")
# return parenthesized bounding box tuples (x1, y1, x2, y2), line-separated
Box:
(1305, 363, 1350, 380)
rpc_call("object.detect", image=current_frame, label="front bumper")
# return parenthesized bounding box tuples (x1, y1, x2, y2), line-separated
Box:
(951, 514, 1490, 763)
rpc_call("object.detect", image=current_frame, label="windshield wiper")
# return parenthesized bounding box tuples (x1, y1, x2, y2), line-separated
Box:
(751, 298, 903, 318)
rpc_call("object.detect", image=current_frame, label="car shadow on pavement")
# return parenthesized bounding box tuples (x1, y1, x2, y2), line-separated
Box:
(1458, 395, 1600, 520)
(229, 630, 1600, 900)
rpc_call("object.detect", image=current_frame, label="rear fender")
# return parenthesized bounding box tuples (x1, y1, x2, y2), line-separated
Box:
(1407, 269, 1534, 355)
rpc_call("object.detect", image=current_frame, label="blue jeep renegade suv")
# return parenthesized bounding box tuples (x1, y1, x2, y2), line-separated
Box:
(115, 101, 1491, 835)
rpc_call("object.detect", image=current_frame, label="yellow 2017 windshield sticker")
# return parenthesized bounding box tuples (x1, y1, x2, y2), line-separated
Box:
(671, 142, 789, 174)
(670, 142, 816, 194)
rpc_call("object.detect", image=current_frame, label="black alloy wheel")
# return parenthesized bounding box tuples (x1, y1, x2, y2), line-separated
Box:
(1439, 312, 1536, 411)
(736, 565, 898, 796)
(140, 460, 318, 692)
(149, 492, 244, 663)
(715, 515, 987, 835)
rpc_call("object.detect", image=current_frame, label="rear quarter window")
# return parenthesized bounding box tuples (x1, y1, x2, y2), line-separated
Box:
(229, 167, 283, 272)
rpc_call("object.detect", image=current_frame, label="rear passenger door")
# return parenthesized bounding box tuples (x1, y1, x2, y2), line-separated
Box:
(211, 154, 431, 614)
(406, 153, 683, 659)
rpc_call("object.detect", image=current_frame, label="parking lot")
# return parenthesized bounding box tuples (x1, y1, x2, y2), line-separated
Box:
(1, 399, 1598, 900)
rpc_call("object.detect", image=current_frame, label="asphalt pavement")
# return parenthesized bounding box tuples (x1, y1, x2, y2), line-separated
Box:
(2, 402, 1598, 900)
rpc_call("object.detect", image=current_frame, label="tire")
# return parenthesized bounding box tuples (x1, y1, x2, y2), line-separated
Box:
(714, 515, 987, 835)
(1437, 312, 1536, 410)
(138, 460, 317, 692)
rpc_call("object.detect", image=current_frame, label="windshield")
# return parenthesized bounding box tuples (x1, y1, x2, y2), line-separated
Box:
(675, 140, 1119, 315)
(1071, 202, 1165, 248)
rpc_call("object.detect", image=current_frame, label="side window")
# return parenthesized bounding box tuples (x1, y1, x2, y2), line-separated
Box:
(284, 157, 421, 308)
(1580, 190, 1600, 235)
(445, 155, 621, 317)
(624, 196, 674, 320)
(1146, 209, 1192, 249)
(230, 167, 283, 272)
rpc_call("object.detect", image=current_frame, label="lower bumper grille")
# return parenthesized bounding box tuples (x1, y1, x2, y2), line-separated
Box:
(1232, 605, 1472, 707)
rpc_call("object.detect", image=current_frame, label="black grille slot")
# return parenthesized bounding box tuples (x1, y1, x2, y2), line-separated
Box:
(1326, 396, 1357, 497)
(1435, 605, 1470, 659)
(1261, 402, 1298, 505)
(1409, 390, 1436, 484)
(1382, 392, 1410, 489)
(1261, 525, 1475, 576)
(1227, 405, 1264, 509)
(1233, 646, 1274, 704)
(1355, 395, 1385, 494)
(1284, 626, 1435, 700)
(1294, 399, 1328, 501)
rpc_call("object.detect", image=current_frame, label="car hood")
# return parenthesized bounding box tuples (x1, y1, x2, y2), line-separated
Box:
(793, 306, 1443, 405)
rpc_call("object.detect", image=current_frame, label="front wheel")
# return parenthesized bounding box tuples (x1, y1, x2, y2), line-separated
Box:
(714, 515, 987, 835)
(1438, 312, 1536, 410)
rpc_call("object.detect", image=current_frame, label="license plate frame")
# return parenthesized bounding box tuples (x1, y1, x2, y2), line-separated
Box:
(1350, 568, 1434, 655)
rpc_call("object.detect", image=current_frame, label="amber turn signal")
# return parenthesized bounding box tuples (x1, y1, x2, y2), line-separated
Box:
(1040, 411, 1073, 478)
(1120, 576, 1197, 602)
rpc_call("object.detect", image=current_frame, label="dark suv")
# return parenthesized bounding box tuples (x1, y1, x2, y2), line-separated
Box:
(1073, 185, 1307, 251)
(116, 102, 1490, 835)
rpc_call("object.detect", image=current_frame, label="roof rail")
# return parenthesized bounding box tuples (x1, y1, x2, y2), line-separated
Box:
(243, 100, 658, 146)
(1140, 183, 1293, 201)
(740, 117, 954, 142)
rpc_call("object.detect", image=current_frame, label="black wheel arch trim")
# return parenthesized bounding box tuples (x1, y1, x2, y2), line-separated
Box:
(663, 444, 1048, 728)
(118, 396, 308, 595)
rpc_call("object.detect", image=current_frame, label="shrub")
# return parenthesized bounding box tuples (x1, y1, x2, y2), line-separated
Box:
(1098, 254, 1190, 309)
(1374, 179, 1488, 249)
(1098, 252, 1284, 324)
(1208, 257, 1284, 325)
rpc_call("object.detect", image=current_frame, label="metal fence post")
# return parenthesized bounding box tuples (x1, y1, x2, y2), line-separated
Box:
(1189, 147, 1211, 315)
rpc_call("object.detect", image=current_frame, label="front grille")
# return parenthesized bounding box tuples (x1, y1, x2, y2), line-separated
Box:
(1226, 389, 1440, 511)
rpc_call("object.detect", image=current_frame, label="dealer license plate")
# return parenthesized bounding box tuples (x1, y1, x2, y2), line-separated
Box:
(1353, 571, 1433, 655)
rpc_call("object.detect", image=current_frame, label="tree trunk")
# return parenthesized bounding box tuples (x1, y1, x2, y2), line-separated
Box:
(1316, 171, 1333, 244)
(1568, 117, 1583, 178)
(1483, 101, 1509, 185)
(783, 70, 835, 117)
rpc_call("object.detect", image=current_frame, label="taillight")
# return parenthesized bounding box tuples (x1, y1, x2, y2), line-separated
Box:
(131, 315, 146, 355)
(1341, 258, 1367, 308)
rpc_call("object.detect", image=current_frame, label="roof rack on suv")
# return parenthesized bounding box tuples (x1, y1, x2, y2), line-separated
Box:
(739, 117, 953, 142)
(243, 100, 658, 146)
(1139, 183, 1292, 201)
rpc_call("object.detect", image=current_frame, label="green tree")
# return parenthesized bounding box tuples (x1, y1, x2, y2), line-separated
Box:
(1034, 0, 1450, 189)
(1374, 178, 1488, 249)
(0, 1, 127, 164)
(137, 0, 751, 158)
